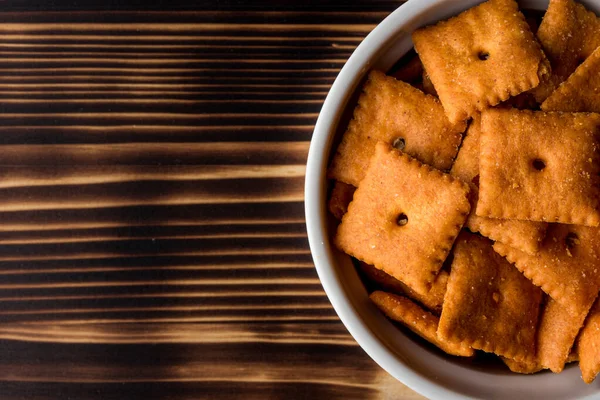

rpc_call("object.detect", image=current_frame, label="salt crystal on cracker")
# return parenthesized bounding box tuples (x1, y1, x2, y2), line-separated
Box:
(438, 232, 543, 362)
(478, 109, 600, 226)
(370, 291, 474, 357)
(493, 224, 600, 319)
(335, 142, 470, 295)
(327, 70, 465, 187)
(450, 117, 547, 254)
(412, 0, 550, 123)
(533, 0, 600, 102)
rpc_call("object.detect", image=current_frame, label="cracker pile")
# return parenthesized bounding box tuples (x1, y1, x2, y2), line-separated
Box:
(327, 0, 600, 383)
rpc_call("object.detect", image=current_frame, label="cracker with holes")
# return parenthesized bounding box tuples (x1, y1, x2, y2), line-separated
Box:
(358, 262, 447, 315)
(370, 291, 474, 357)
(335, 142, 471, 294)
(533, 0, 600, 102)
(327, 70, 465, 187)
(541, 46, 600, 113)
(535, 298, 588, 373)
(450, 118, 547, 254)
(493, 224, 600, 318)
(438, 232, 543, 362)
(412, 0, 550, 123)
(577, 297, 600, 384)
(478, 109, 600, 226)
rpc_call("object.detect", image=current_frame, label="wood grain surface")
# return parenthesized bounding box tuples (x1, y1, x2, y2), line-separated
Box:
(0, 2, 425, 399)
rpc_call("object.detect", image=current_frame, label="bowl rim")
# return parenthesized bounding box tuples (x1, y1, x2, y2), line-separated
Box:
(304, 0, 600, 398)
(305, 1, 480, 398)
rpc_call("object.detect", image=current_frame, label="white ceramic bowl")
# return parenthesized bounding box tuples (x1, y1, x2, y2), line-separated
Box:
(305, 0, 600, 398)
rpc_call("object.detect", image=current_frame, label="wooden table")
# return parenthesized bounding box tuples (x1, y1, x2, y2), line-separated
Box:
(0, 1, 425, 398)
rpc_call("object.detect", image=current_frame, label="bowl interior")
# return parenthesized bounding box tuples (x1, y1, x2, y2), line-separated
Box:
(306, 0, 600, 398)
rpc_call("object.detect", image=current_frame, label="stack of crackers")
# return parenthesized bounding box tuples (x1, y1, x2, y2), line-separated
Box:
(327, 0, 600, 383)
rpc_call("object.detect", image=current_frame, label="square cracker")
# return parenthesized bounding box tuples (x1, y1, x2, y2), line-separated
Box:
(438, 232, 543, 362)
(535, 298, 588, 373)
(450, 118, 547, 254)
(335, 142, 470, 294)
(577, 297, 600, 384)
(532, 0, 600, 102)
(327, 70, 465, 187)
(478, 109, 600, 226)
(358, 261, 447, 315)
(412, 0, 550, 123)
(493, 224, 600, 319)
(502, 299, 582, 375)
(370, 291, 474, 357)
(542, 46, 600, 113)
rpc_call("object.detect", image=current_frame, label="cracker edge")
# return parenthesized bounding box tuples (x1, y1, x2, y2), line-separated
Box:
(577, 298, 600, 384)
(412, 0, 550, 123)
(336, 142, 471, 291)
(477, 109, 600, 227)
(370, 290, 474, 357)
(492, 241, 592, 318)
(439, 234, 542, 362)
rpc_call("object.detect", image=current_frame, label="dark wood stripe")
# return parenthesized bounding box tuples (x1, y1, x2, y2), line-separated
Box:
(0, 322, 351, 343)
(0, 176, 305, 211)
(0, 143, 309, 164)
(0, 202, 306, 231)
(0, 126, 315, 144)
(0, 223, 308, 244)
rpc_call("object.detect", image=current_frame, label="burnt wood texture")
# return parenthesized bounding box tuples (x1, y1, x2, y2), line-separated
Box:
(0, 1, 425, 399)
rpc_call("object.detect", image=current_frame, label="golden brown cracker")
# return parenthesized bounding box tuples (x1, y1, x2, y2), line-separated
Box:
(502, 348, 579, 375)
(390, 53, 424, 83)
(450, 118, 547, 254)
(327, 181, 356, 220)
(412, 0, 550, 123)
(327, 70, 465, 187)
(478, 109, 600, 226)
(471, 215, 547, 255)
(537, 298, 587, 373)
(370, 291, 474, 357)
(358, 261, 447, 314)
(499, 92, 539, 110)
(568, 352, 579, 363)
(450, 118, 482, 184)
(493, 224, 600, 319)
(542, 46, 600, 113)
(421, 71, 437, 97)
(335, 142, 470, 294)
(502, 357, 544, 374)
(577, 297, 600, 384)
(438, 232, 543, 361)
(533, 0, 600, 102)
